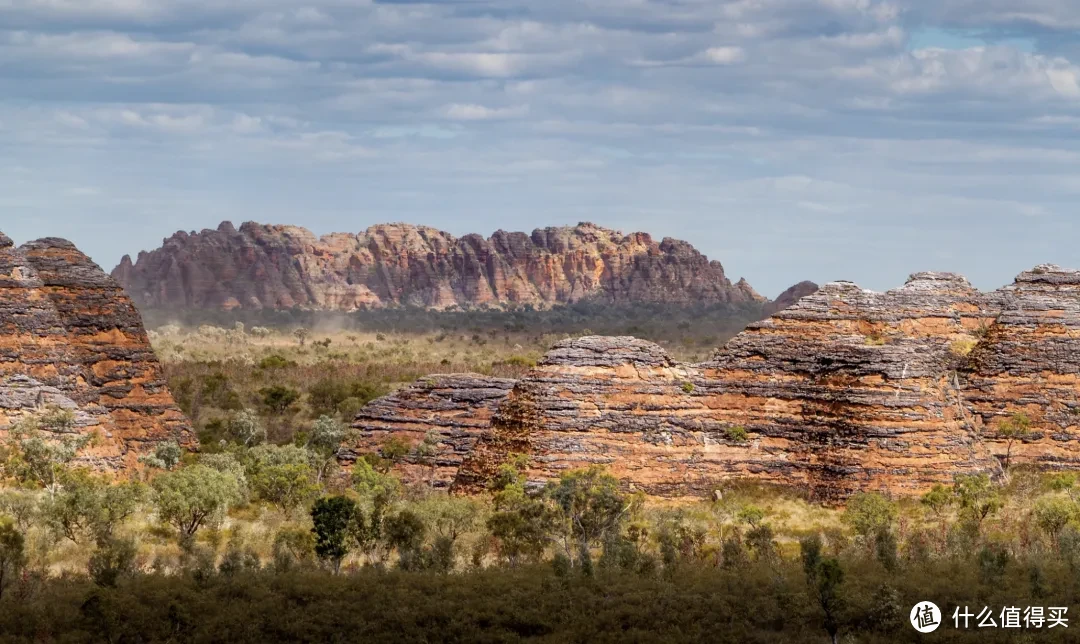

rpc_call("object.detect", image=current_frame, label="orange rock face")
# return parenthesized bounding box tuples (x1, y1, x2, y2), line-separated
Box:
(0, 232, 195, 470)
(352, 267, 1080, 501)
(112, 221, 767, 311)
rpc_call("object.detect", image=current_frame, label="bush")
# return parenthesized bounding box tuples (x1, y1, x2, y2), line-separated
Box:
(725, 426, 749, 443)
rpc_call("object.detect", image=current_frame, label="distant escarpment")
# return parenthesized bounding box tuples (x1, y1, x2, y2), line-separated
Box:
(0, 232, 195, 470)
(343, 265, 1080, 501)
(112, 221, 782, 312)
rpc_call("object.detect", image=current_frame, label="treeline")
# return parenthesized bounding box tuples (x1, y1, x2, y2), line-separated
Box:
(2, 405, 1080, 641)
(141, 301, 764, 352)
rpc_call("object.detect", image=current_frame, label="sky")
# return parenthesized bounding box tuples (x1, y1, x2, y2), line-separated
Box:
(2, 1, 1080, 298)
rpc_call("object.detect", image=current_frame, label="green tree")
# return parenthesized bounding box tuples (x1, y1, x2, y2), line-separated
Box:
(138, 441, 183, 471)
(0, 519, 26, 602)
(260, 386, 301, 415)
(152, 465, 242, 543)
(311, 496, 360, 573)
(1033, 495, 1077, 546)
(841, 492, 896, 542)
(802, 535, 845, 644)
(4, 412, 91, 498)
(921, 483, 953, 544)
(954, 474, 1003, 534)
(380, 437, 411, 463)
(0, 489, 38, 533)
(998, 412, 1033, 471)
(251, 462, 320, 517)
(487, 496, 555, 567)
(545, 466, 634, 568)
(87, 537, 138, 588)
(272, 526, 316, 573)
(306, 415, 346, 483)
(43, 469, 144, 544)
(227, 409, 266, 447)
(385, 509, 427, 569)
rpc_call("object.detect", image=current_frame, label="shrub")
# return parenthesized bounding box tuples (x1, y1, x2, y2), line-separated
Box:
(725, 426, 749, 443)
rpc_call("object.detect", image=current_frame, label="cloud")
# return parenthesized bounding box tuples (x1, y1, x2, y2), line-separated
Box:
(2, 0, 1080, 296)
(441, 103, 529, 120)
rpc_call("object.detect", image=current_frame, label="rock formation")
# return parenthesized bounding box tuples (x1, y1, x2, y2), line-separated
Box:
(112, 221, 768, 312)
(348, 266, 1080, 501)
(340, 373, 514, 488)
(0, 232, 195, 470)
(762, 280, 819, 317)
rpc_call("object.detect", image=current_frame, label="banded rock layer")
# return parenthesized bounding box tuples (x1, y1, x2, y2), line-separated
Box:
(0, 232, 195, 469)
(112, 221, 768, 311)
(341, 374, 515, 488)
(347, 266, 1080, 500)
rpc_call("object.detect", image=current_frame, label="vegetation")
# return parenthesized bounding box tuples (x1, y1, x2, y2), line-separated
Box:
(2, 318, 1080, 641)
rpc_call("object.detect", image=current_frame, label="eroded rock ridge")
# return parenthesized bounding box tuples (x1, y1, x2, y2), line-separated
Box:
(344, 266, 1080, 500)
(0, 232, 195, 470)
(112, 221, 773, 311)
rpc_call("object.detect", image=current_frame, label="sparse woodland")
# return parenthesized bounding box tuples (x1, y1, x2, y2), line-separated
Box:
(0, 320, 1079, 643)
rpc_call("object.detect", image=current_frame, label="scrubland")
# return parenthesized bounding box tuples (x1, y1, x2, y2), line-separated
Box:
(0, 315, 1078, 642)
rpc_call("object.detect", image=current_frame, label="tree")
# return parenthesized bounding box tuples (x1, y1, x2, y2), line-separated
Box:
(87, 537, 138, 588)
(43, 469, 144, 544)
(260, 386, 301, 415)
(998, 412, 1033, 471)
(227, 409, 265, 447)
(306, 415, 346, 483)
(272, 526, 316, 573)
(0, 489, 38, 533)
(251, 462, 320, 517)
(487, 496, 555, 567)
(293, 327, 310, 347)
(841, 492, 896, 542)
(545, 466, 634, 567)
(921, 483, 953, 544)
(311, 496, 360, 573)
(4, 412, 91, 498)
(802, 535, 845, 644)
(138, 441, 183, 471)
(954, 474, 1003, 534)
(1034, 495, 1077, 546)
(0, 519, 26, 602)
(152, 465, 242, 543)
(385, 509, 427, 569)
(380, 437, 411, 463)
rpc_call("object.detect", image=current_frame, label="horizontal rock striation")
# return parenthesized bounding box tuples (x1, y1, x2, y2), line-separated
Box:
(340, 374, 515, 488)
(112, 221, 768, 312)
(350, 265, 1080, 501)
(966, 265, 1080, 470)
(0, 232, 195, 470)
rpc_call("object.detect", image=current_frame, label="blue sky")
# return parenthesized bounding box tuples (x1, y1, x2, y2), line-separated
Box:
(3, 0, 1080, 297)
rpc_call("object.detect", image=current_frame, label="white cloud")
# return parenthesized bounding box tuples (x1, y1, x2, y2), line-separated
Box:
(441, 103, 530, 120)
(701, 46, 746, 64)
(3, 0, 1080, 296)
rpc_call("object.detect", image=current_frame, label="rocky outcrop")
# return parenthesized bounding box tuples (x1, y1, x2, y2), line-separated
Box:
(0, 232, 195, 470)
(339, 374, 514, 488)
(112, 221, 767, 312)
(350, 266, 1080, 501)
(763, 280, 819, 317)
(965, 265, 1080, 470)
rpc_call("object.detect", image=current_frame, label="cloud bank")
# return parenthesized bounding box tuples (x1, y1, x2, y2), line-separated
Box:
(2, 0, 1079, 295)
